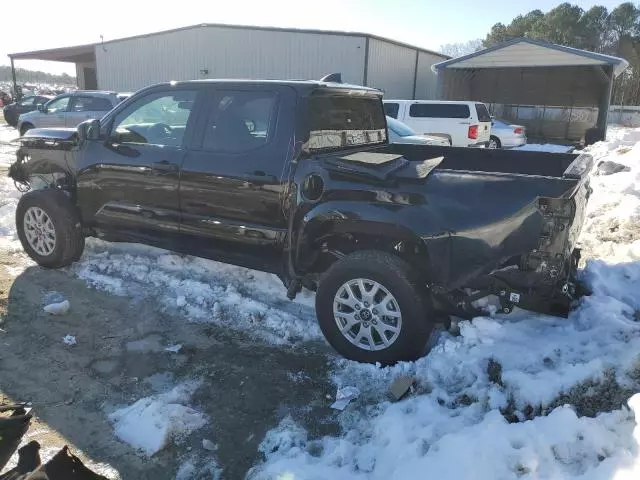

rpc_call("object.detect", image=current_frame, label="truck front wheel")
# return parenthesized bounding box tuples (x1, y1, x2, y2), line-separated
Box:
(316, 251, 434, 365)
(16, 189, 85, 268)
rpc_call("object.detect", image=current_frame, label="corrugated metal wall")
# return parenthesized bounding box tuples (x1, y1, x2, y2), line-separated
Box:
(414, 51, 442, 99)
(96, 26, 366, 92)
(366, 38, 416, 98)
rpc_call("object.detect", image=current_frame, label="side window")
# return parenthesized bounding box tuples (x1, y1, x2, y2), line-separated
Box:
(383, 103, 399, 119)
(110, 90, 198, 147)
(475, 103, 491, 122)
(19, 97, 36, 106)
(45, 96, 70, 114)
(71, 96, 113, 112)
(202, 91, 276, 153)
(409, 103, 470, 119)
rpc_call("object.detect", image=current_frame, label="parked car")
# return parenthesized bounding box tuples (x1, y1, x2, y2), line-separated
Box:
(9, 79, 593, 364)
(384, 100, 492, 147)
(386, 116, 450, 146)
(17, 91, 125, 135)
(3, 95, 52, 127)
(489, 117, 527, 148)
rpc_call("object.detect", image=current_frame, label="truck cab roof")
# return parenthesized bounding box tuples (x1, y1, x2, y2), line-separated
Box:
(152, 79, 383, 96)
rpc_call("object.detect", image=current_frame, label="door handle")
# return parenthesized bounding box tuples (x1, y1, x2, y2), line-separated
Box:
(151, 161, 179, 172)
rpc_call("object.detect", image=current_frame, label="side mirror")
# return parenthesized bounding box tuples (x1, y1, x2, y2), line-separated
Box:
(77, 119, 100, 142)
(37, 104, 47, 113)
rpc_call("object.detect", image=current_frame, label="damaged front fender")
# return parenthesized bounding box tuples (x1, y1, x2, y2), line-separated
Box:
(8, 128, 78, 190)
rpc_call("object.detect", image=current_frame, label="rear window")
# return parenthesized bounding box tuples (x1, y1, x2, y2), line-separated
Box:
(383, 102, 399, 119)
(409, 103, 470, 119)
(308, 93, 387, 151)
(475, 103, 491, 122)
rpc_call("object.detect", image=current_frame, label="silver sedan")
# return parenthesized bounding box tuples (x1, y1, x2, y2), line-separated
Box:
(489, 118, 527, 148)
(387, 116, 450, 146)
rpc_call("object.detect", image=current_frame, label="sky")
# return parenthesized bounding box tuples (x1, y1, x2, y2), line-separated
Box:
(1, 0, 629, 76)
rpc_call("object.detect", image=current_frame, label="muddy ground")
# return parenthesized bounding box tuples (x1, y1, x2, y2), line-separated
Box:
(0, 252, 338, 478)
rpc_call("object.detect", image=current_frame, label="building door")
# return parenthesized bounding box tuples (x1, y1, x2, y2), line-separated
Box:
(84, 67, 97, 90)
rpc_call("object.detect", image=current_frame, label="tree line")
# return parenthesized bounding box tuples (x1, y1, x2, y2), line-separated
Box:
(0, 65, 76, 87)
(441, 2, 640, 105)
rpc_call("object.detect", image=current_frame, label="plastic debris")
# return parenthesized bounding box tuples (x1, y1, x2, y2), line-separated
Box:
(62, 335, 77, 346)
(389, 376, 416, 401)
(165, 344, 183, 353)
(330, 386, 360, 411)
(43, 300, 70, 315)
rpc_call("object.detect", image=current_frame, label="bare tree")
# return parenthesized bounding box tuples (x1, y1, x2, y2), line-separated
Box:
(439, 39, 483, 58)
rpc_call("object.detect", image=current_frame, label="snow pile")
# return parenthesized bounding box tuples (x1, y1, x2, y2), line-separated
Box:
(108, 381, 207, 456)
(249, 129, 640, 479)
(514, 143, 574, 153)
(74, 242, 320, 344)
(0, 124, 19, 166)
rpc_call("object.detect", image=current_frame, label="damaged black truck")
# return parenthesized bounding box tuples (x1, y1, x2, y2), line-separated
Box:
(8, 79, 593, 364)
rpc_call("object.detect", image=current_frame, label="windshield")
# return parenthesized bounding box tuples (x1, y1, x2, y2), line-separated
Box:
(386, 116, 416, 137)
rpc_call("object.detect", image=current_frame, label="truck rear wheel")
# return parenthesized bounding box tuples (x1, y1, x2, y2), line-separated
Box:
(16, 189, 85, 268)
(316, 251, 434, 365)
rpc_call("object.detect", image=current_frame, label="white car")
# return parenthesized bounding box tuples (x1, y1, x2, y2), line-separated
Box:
(17, 91, 127, 135)
(384, 100, 492, 147)
(386, 116, 450, 146)
(489, 118, 527, 148)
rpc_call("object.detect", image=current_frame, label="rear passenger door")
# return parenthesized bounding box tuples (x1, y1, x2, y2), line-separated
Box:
(179, 86, 295, 273)
(66, 95, 114, 127)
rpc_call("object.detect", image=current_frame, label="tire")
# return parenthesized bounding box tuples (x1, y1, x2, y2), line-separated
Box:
(16, 189, 85, 268)
(316, 250, 434, 365)
(488, 136, 501, 149)
(20, 123, 34, 136)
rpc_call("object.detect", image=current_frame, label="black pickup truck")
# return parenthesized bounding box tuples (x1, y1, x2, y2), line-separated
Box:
(8, 79, 593, 364)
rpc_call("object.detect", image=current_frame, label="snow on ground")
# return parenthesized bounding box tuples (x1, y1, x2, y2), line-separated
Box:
(73, 241, 319, 344)
(514, 142, 574, 153)
(248, 127, 640, 480)
(0, 124, 19, 166)
(107, 380, 207, 456)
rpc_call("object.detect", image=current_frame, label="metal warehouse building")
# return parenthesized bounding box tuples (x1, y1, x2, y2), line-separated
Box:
(8, 23, 448, 99)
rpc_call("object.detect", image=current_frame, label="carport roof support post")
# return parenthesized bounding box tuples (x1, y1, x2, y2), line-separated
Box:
(10, 57, 17, 99)
(597, 65, 615, 133)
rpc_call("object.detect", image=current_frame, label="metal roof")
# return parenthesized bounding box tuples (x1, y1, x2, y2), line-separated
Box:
(9, 23, 449, 63)
(432, 38, 629, 77)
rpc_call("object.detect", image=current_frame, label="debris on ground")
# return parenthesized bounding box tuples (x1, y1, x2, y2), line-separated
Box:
(202, 439, 217, 451)
(61, 335, 76, 346)
(165, 344, 183, 353)
(596, 160, 630, 176)
(43, 300, 70, 316)
(388, 376, 416, 401)
(330, 386, 360, 411)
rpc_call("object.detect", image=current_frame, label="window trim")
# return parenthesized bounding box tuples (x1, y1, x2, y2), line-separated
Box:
(192, 88, 280, 155)
(107, 88, 202, 148)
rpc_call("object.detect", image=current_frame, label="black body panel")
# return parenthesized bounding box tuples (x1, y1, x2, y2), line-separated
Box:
(8, 79, 594, 318)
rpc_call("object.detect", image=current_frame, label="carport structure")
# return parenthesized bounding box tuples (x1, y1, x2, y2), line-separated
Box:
(433, 38, 629, 141)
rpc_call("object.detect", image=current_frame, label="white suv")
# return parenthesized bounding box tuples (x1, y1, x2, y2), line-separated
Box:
(383, 100, 492, 147)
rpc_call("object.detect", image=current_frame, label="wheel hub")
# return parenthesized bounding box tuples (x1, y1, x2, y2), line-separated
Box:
(332, 278, 403, 351)
(23, 206, 56, 256)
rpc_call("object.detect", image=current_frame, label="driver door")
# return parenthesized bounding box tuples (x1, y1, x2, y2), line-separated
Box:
(76, 87, 204, 248)
(38, 95, 70, 127)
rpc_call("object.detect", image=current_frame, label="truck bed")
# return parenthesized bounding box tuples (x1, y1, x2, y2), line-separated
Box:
(381, 144, 583, 178)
